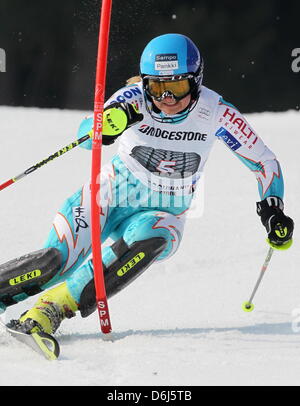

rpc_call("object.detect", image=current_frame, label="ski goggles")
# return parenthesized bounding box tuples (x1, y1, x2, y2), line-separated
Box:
(144, 75, 193, 101)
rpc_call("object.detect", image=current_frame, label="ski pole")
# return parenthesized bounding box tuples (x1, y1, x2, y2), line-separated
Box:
(0, 133, 92, 192)
(242, 247, 274, 312)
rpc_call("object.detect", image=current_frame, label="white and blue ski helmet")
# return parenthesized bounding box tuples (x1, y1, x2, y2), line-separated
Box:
(140, 33, 204, 97)
(140, 34, 204, 123)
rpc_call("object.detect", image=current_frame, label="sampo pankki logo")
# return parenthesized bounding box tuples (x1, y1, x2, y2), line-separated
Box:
(155, 53, 179, 71)
(0, 48, 6, 72)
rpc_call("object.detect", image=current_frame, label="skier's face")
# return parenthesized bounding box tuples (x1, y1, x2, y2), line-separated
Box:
(152, 94, 192, 116)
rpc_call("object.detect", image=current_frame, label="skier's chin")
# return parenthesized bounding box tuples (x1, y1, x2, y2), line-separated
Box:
(153, 95, 191, 116)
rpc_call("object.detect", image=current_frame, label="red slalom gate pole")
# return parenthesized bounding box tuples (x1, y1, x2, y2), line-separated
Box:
(91, 0, 113, 334)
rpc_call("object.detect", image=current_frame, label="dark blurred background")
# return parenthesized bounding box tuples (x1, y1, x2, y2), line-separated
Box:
(0, 0, 299, 113)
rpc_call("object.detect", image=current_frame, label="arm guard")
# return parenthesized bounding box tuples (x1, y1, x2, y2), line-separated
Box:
(77, 102, 144, 149)
(102, 102, 144, 145)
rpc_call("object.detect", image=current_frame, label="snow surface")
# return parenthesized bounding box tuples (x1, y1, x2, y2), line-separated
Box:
(0, 107, 299, 386)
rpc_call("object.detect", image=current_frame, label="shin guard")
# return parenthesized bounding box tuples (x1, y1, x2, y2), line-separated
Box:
(0, 248, 62, 308)
(79, 237, 167, 317)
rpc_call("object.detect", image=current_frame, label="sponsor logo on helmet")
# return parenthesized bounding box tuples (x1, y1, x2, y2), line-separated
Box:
(158, 70, 174, 76)
(155, 53, 179, 71)
(155, 54, 178, 61)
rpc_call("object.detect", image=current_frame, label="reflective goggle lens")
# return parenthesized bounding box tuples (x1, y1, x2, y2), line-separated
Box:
(148, 78, 191, 99)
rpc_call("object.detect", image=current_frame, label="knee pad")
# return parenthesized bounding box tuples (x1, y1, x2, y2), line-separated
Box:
(113, 211, 182, 261)
(79, 236, 167, 318)
(0, 248, 62, 308)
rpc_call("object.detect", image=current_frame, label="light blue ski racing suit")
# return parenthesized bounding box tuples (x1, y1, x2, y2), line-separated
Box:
(3, 82, 284, 310)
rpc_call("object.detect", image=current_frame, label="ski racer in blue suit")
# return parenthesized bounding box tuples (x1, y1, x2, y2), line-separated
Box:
(0, 34, 294, 335)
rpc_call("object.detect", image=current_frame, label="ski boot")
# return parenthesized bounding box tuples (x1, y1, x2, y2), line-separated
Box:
(7, 282, 78, 335)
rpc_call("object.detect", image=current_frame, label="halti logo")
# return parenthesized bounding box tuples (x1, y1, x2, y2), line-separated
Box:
(216, 127, 242, 151)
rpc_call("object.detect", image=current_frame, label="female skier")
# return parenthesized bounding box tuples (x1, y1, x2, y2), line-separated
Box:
(0, 34, 294, 336)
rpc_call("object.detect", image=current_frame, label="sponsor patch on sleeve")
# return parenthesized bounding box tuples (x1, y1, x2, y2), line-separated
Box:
(216, 127, 242, 151)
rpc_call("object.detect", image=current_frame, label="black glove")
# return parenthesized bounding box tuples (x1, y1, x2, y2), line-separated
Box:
(256, 196, 294, 250)
(102, 102, 144, 145)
